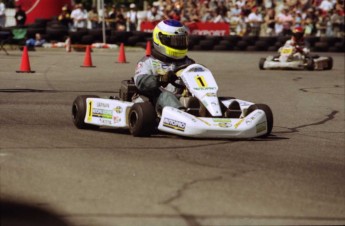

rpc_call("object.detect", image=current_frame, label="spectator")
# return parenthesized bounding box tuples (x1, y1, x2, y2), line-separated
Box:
(318, 0, 334, 13)
(330, 8, 344, 37)
(70, 3, 88, 30)
(246, 6, 263, 36)
(58, 6, 72, 29)
(26, 33, 46, 48)
(0, 0, 5, 28)
(200, 1, 214, 22)
(304, 7, 318, 35)
(113, 6, 127, 31)
(14, 5, 26, 26)
(264, 8, 276, 36)
(275, 7, 294, 36)
(88, 6, 100, 29)
(126, 3, 138, 31)
(108, 4, 117, 29)
(147, 2, 163, 22)
(213, 1, 230, 23)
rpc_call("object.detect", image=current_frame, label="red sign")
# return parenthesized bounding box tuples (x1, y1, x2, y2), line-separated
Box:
(140, 21, 230, 36)
(15, 0, 72, 24)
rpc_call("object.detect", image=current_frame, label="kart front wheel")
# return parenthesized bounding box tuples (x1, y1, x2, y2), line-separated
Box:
(306, 58, 315, 71)
(325, 57, 333, 70)
(72, 95, 100, 130)
(246, 103, 273, 137)
(128, 102, 156, 137)
(259, 58, 266, 70)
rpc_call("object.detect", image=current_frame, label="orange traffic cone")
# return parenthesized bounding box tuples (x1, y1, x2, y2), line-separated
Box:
(117, 43, 127, 63)
(145, 41, 151, 56)
(81, 45, 95, 67)
(16, 46, 35, 73)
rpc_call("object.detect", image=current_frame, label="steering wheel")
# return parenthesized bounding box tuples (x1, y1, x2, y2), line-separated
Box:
(171, 63, 193, 88)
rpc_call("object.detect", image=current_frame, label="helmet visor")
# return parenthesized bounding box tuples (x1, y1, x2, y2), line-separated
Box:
(158, 32, 188, 50)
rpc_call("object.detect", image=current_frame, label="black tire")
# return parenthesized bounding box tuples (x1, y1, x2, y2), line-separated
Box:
(325, 56, 333, 70)
(72, 95, 100, 130)
(245, 104, 273, 137)
(128, 102, 156, 137)
(306, 58, 315, 71)
(256, 104, 273, 137)
(259, 58, 266, 70)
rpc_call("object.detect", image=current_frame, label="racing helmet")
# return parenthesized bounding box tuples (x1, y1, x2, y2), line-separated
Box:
(152, 19, 189, 60)
(292, 26, 305, 42)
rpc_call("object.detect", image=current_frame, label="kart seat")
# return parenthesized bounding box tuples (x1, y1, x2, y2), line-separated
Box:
(225, 100, 242, 118)
(180, 96, 200, 116)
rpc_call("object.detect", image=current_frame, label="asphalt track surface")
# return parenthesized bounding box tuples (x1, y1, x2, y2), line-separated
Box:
(0, 48, 344, 226)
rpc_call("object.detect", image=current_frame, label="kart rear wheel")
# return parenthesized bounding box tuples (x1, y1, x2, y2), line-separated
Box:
(128, 102, 156, 137)
(306, 58, 315, 71)
(72, 95, 100, 130)
(325, 57, 333, 70)
(259, 58, 266, 70)
(245, 104, 273, 137)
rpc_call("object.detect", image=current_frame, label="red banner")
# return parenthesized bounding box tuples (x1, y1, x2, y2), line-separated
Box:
(140, 21, 230, 36)
(15, 0, 73, 24)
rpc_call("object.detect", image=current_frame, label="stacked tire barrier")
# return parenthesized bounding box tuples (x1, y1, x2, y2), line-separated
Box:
(4, 19, 345, 52)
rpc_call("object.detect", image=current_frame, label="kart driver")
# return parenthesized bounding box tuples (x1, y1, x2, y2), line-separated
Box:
(133, 19, 195, 114)
(279, 26, 310, 59)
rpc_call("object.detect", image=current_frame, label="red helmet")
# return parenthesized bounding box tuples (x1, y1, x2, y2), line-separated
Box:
(292, 26, 304, 41)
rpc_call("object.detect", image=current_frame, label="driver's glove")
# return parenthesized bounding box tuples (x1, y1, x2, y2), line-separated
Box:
(160, 70, 177, 83)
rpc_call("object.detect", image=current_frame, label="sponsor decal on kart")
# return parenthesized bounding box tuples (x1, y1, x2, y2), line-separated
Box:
(281, 47, 293, 55)
(92, 108, 113, 119)
(197, 118, 211, 126)
(213, 118, 231, 123)
(205, 93, 217, 97)
(218, 122, 232, 128)
(194, 87, 216, 91)
(96, 102, 110, 108)
(163, 118, 186, 132)
(87, 100, 93, 122)
(114, 106, 122, 113)
(113, 116, 121, 124)
(187, 67, 205, 72)
(195, 75, 208, 88)
(256, 121, 267, 133)
(99, 118, 112, 125)
(245, 111, 263, 125)
(234, 119, 244, 129)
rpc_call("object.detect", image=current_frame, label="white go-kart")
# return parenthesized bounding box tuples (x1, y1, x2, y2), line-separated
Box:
(72, 64, 273, 139)
(259, 45, 333, 71)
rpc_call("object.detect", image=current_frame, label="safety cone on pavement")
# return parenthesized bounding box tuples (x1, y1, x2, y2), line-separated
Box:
(81, 45, 95, 67)
(117, 43, 127, 63)
(16, 46, 35, 73)
(145, 40, 151, 56)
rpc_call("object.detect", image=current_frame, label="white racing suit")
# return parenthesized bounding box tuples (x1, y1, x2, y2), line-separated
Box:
(278, 39, 310, 61)
(133, 49, 195, 113)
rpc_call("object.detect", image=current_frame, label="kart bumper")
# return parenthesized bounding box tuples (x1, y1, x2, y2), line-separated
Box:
(158, 107, 268, 139)
(264, 60, 304, 70)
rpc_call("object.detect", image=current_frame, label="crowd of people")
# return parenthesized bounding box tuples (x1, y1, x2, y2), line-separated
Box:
(1, 0, 344, 38)
(56, 0, 344, 37)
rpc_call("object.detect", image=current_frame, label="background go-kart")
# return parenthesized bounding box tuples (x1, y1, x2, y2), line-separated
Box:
(0, 48, 344, 226)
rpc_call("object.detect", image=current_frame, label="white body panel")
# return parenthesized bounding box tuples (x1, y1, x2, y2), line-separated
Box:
(180, 64, 222, 117)
(84, 98, 133, 128)
(158, 106, 268, 138)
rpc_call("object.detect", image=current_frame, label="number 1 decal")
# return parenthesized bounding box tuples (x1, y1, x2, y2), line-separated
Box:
(195, 75, 208, 88)
(87, 100, 93, 122)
